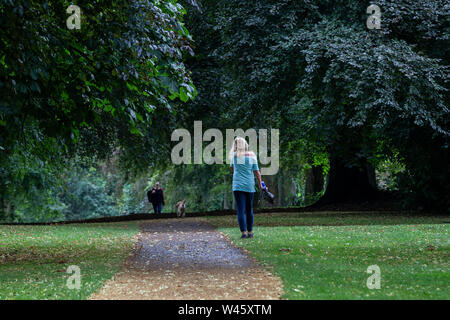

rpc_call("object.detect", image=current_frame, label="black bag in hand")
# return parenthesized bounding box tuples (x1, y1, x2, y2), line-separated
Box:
(261, 188, 275, 204)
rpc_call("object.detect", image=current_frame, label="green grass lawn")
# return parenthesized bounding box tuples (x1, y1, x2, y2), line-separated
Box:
(207, 212, 450, 299)
(0, 222, 139, 299)
(1, 212, 448, 300)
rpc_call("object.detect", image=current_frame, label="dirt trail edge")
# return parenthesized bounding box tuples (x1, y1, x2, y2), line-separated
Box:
(90, 218, 283, 300)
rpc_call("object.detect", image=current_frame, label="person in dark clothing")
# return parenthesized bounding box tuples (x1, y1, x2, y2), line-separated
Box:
(147, 182, 165, 214)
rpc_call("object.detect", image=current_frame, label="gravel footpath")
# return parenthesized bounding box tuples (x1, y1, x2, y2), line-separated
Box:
(90, 218, 283, 300)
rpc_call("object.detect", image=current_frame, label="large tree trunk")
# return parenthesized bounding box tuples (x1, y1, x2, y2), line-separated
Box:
(304, 165, 324, 206)
(277, 172, 283, 206)
(0, 196, 5, 221)
(314, 156, 378, 206)
(4, 201, 15, 222)
(366, 162, 377, 189)
(305, 166, 324, 194)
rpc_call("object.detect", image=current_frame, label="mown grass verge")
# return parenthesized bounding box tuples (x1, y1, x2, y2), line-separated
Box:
(0, 221, 139, 299)
(207, 212, 450, 299)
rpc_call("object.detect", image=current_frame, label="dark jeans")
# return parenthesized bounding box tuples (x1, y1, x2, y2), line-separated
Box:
(152, 202, 162, 214)
(233, 191, 254, 232)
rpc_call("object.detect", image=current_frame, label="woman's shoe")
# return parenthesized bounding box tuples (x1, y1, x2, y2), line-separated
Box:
(241, 234, 248, 239)
(248, 233, 253, 238)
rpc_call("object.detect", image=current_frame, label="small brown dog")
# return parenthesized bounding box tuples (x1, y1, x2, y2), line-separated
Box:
(175, 199, 186, 218)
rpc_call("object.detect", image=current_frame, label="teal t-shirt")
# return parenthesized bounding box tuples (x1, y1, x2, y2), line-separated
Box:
(230, 154, 259, 193)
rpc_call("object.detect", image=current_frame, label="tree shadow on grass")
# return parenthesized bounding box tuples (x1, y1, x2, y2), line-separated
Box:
(208, 211, 450, 228)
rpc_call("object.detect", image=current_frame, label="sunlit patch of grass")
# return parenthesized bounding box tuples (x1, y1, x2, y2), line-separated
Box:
(0, 222, 139, 299)
(207, 212, 450, 299)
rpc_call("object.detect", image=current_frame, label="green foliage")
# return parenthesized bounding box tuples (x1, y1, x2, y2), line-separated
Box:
(61, 165, 118, 220)
(0, 0, 197, 219)
(0, 123, 67, 223)
(376, 157, 405, 191)
(165, 164, 232, 211)
(205, 0, 449, 210)
(0, 0, 196, 152)
(1, 0, 448, 220)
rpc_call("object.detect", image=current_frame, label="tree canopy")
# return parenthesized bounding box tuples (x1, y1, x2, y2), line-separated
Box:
(193, 0, 449, 209)
(0, 0, 196, 221)
(1, 0, 448, 222)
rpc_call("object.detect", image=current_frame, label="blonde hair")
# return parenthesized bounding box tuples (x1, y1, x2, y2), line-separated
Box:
(229, 137, 249, 161)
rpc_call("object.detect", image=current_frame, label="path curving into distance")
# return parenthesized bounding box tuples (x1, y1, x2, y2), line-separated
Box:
(90, 218, 283, 300)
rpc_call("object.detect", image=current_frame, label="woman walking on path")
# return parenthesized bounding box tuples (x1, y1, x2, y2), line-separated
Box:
(229, 137, 265, 238)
